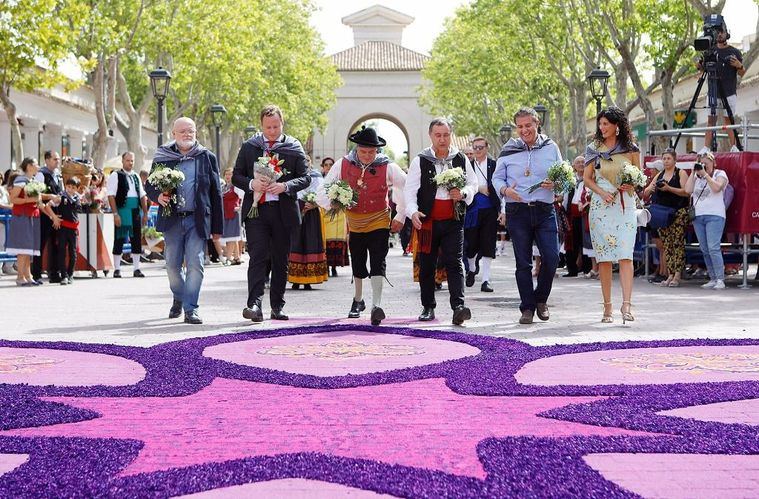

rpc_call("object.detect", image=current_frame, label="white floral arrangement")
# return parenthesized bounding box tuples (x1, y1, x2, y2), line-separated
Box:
(247, 154, 287, 218)
(619, 162, 646, 187)
(432, 166, 467, 190)
(325, 180, 358, 220)
(148, 164, 185, 216)
(23, 180, 47, 198)
(302, 191, 317, 204)
(528, 160, 576, 194)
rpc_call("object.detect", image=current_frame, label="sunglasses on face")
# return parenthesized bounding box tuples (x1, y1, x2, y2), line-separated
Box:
(472, 145, 487, 151)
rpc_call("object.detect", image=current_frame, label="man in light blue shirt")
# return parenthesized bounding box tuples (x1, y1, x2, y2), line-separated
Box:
(492, 107, 562, 325)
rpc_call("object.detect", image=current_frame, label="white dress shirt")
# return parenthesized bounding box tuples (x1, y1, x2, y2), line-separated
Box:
(404, 151, 478, 216)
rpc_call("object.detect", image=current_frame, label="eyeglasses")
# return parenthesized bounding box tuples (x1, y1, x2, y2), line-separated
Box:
(176, 129, 196, 135)
(472, 145, 487, 151)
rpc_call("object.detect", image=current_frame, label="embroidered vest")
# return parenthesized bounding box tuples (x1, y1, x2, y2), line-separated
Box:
(340, 157, 388, 213)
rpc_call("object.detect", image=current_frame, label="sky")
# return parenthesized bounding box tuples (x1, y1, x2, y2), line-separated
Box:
(309, 0, 758, 155)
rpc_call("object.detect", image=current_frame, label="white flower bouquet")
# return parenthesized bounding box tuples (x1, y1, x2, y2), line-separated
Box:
(148, 164, 185, 216)
(528, 160, 576, 194)
(23, 180, 47, 199)
(619, 162, 646, 187)
(325, 180, 359, 220)
(247, 153, 287, 218)
(302, 191, 317, 204)
(432, 166, 467, 220)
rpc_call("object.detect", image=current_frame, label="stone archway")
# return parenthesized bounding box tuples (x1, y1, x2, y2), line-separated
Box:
(347, 113, 410, 164)
(310, 5, 432, 165)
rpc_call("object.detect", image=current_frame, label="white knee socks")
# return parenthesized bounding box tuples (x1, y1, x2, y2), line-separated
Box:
(371, 275, 383, 308)
(354, 277, 363, 301)
(481, 257, 492, 282)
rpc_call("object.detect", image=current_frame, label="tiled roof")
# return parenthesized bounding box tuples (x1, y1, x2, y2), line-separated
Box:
(332, 41, 428, 72)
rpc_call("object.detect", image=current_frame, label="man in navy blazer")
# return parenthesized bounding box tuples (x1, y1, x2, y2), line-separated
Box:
(145, 117, 223, 324)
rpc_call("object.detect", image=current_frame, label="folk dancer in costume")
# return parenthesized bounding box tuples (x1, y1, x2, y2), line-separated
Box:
(317, 126, 406, 326)
(404, 118, 478, 325)
(107, 152, 149, 278)
(289, 167, 328, 290)
(320, 157, 350, 276)
(464, 136, 500, 293)
(232, 105, 311, 323)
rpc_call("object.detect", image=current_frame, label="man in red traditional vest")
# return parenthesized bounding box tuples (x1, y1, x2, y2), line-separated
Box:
(317, 127, 406, 326)
(404, 118, 478, 325)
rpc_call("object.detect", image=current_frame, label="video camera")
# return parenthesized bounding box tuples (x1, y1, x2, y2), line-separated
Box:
(694, 14, 728, 52)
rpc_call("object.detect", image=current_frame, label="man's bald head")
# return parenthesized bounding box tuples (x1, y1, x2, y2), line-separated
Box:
(172, 117, 197, 152)
(572, 155, 586, 174)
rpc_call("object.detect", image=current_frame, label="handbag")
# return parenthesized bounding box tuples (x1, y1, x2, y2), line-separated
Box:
(648, 203, 677, 230)
(633, 194, 650, 227)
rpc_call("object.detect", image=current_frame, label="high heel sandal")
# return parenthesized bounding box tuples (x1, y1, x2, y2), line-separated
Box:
(621, 301, 635, 324)
(601, 302, 613, 323)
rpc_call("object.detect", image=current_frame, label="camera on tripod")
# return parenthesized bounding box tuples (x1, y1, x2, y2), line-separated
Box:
(694, 14, 727, 53)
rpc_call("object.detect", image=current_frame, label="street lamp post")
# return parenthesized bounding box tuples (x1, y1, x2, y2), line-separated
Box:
(210, 104, 227, 162)
(148, 67, 171, 148)
(534, 104, 547, 134)
(587, 67, 611, 115)
(244, 125, 257, 136)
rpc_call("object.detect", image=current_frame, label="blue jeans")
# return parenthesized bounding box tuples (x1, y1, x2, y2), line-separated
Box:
(163, 216, 206, 312)
(692, 215, 725, 280)
(505, 202, 559, 312)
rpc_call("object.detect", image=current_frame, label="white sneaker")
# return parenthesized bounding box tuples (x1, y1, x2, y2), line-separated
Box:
(730, 145, 740, 153)
(701, 280, 716, 289)
(712, 279, 726, 290)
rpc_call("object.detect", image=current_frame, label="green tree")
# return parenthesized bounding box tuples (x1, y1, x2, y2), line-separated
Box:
(0, 0, 85, 165)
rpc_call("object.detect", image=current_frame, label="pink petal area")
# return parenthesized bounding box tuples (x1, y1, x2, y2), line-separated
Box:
(3, 378, 656, 478)
(177, 478, 396, 498)
(0, 347, 145, 387)
(0, 454, 28, 477)
(203, 331, 480, 376)
(516, 346, 759, 386)
(659, 398, 759, 426)
(584, 453, 759, 498)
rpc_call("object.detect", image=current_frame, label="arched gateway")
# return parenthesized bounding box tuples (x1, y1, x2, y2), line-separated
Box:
(311, 5, 433, 165)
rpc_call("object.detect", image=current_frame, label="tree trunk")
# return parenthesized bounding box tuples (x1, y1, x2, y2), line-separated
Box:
(115, 68, 150, 171)
(0, 88, 23, 166)
(91, 58, 109, 170)
(225, 130, 241, 171)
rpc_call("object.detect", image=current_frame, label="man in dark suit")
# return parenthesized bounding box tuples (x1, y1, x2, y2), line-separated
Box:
(232, 104, 310, 322)
(145, 117, 223, 325)
(464, 136, 500, 292)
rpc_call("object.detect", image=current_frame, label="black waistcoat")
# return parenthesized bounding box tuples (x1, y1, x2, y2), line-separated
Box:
(416, 152, 466, 216)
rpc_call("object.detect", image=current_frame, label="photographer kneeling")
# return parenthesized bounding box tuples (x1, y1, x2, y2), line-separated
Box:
(644, 149, 690, 287)
(684, 152, 728, 290)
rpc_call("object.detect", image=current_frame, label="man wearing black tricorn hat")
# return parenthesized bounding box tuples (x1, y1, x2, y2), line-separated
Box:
(317, 126, 407, 326)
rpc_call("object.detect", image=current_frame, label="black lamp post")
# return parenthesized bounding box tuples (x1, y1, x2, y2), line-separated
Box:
(244, 125, 257, 136)
(587, 67, 611, 115)
(210, 104, 227, 162)
(149, 67, 171, 148)
(534, 104, 547, 133)
(499, 124, 512, 143)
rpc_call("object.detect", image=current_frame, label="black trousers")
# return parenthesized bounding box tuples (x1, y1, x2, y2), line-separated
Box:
(56, 227, 77, 278)
(112, 208, 142, 255)
(565, 216, 590, 275)
(400, 218, 413, 252)
(32, 215, 59, 280)
(349, 229, 389, 278)
(419, 219, 465, 310)
(244, 202, 293, 310)
(465, 206, 498, 259)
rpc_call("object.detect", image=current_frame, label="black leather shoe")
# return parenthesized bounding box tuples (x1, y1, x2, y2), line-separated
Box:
(168, 300, 182, 319)
(113, 270, 121, 278)
(133, 269, 145, 278)
(243, 305, 264, 323)
(466, 271, 476, 287)
(370, 306, 385, 326)
(536, 303, 550, 321)
(481, 281, 493, 292)
(519, 310, 534, 325)
(331, 267, 337, 277)
(271, 309, 289, 320)
(291, 283, 300, 290)
(418, 307, 435, 321)
(184, 310, 203, 324)
(348, 299, 366, 318)
(304, 284, 313, 290)
(562, 272, 579, 278)
(435, 283, 443, 291)
(452, 305, 471, 325)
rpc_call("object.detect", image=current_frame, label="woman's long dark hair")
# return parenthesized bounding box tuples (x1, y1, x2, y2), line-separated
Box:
(594, 106, 636, 151)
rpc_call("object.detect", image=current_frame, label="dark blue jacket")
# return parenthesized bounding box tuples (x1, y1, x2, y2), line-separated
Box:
(145, 147, 223, 239)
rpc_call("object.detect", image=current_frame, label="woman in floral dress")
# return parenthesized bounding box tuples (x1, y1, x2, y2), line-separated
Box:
(583, 107, 641, 324)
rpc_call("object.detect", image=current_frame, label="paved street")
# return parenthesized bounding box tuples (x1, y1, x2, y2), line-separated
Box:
(1, 245, 758, 497)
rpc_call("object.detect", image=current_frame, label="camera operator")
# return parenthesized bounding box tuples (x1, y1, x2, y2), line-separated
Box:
(697, 21, 746, 152)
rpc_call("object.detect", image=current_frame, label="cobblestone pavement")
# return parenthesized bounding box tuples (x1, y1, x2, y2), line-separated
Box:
(1, 245, 757, 497)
